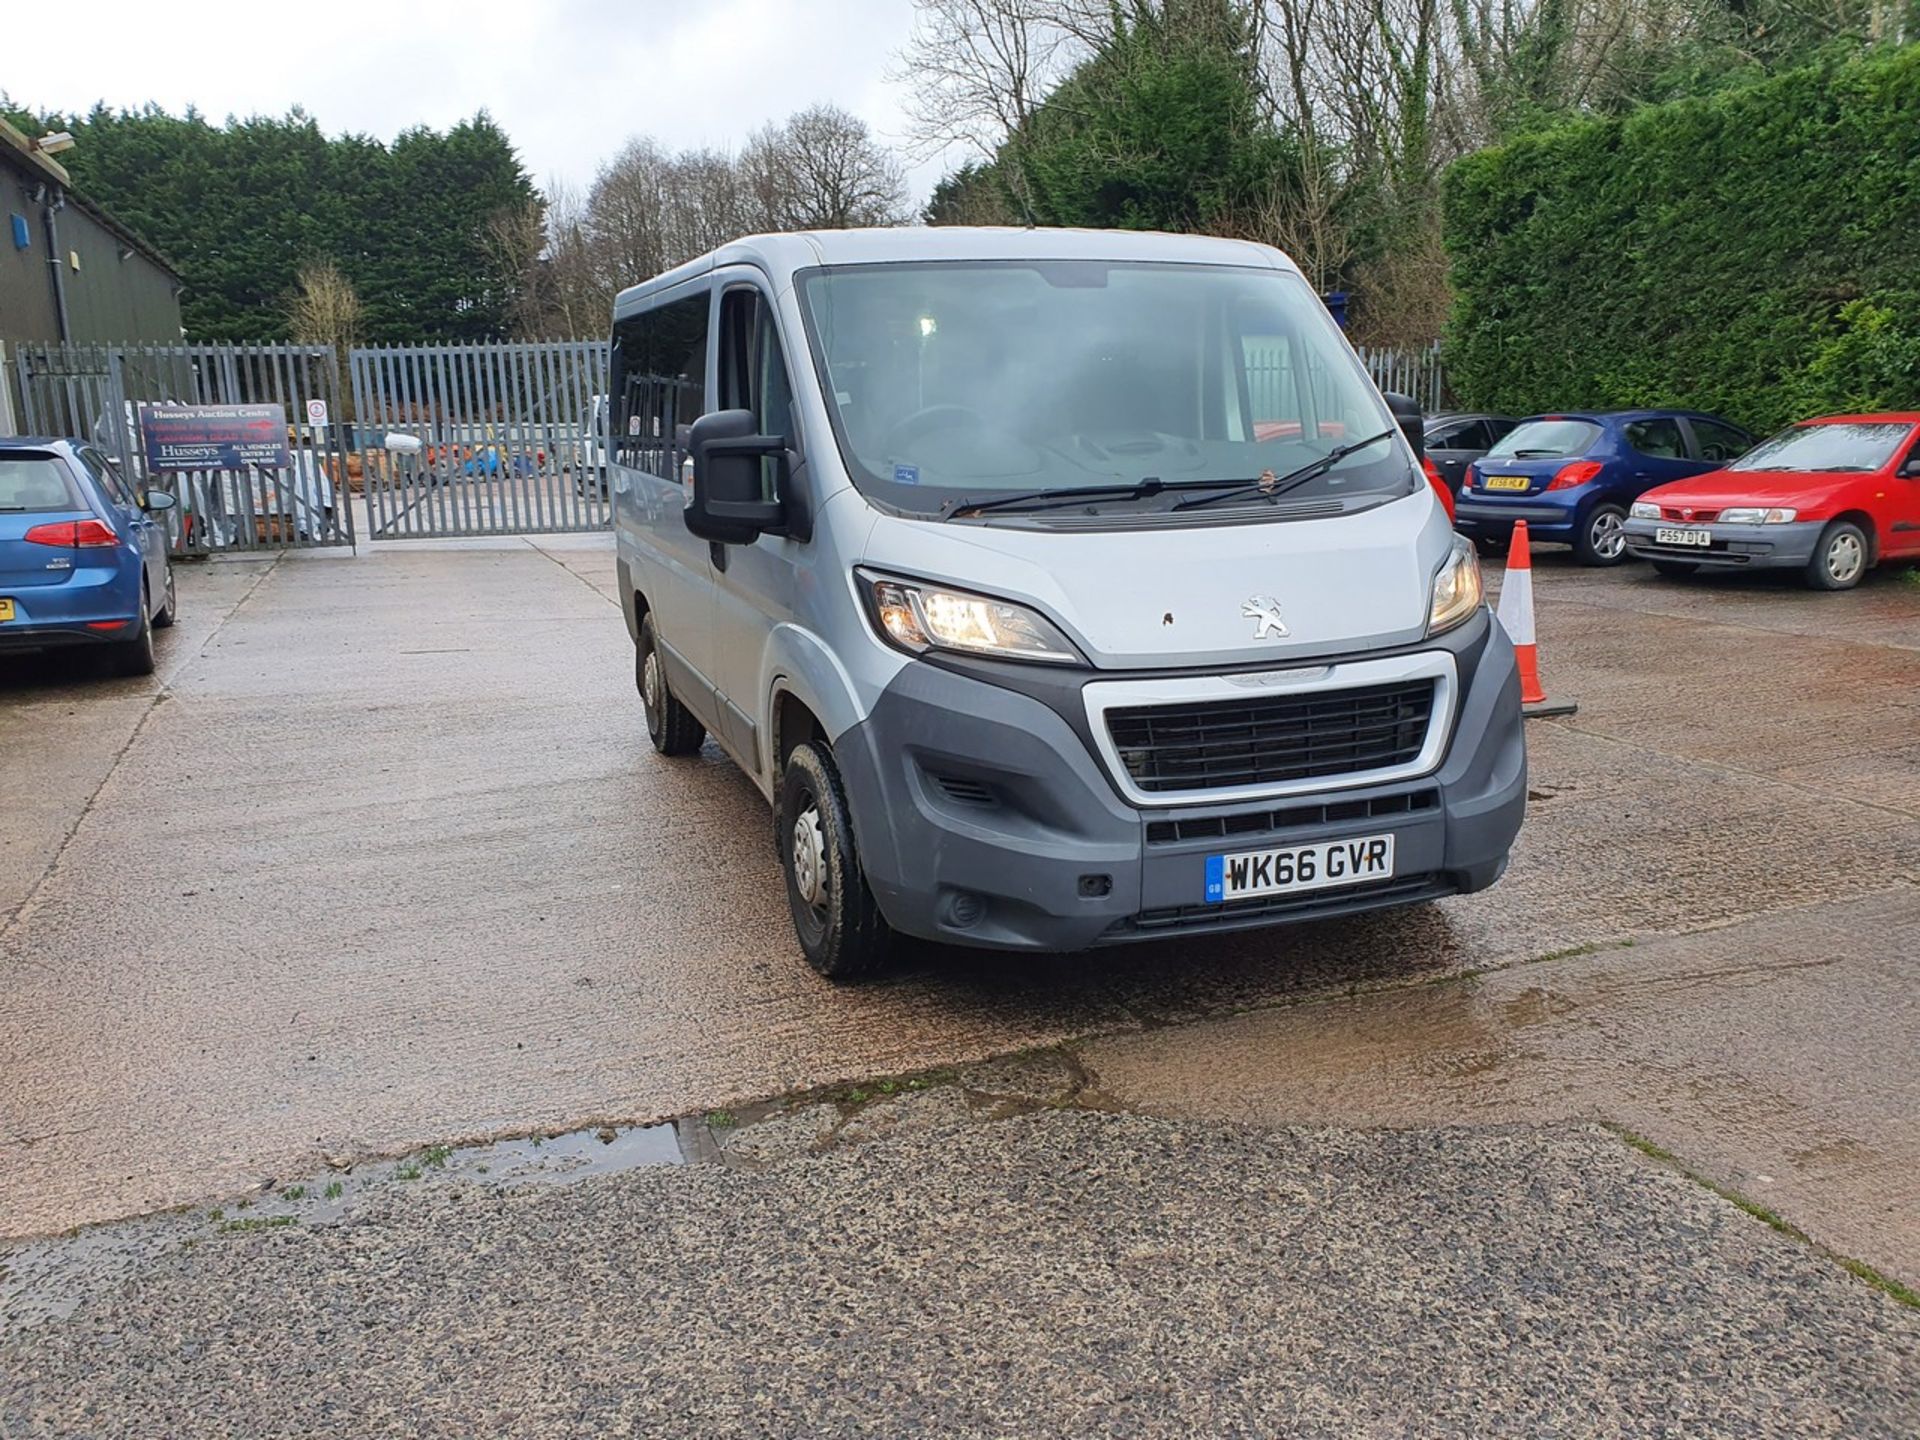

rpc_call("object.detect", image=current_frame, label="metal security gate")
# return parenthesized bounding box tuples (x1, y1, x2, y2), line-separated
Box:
(13, 342, 355, 555)
(350, 341, 609, 539)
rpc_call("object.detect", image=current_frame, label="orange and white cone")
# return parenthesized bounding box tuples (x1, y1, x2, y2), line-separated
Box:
(1496, 521, 1577, 718)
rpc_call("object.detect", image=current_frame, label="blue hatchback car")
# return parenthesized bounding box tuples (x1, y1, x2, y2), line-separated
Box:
(0, 437, 177, 676)
(1454, 410, 1755, 564)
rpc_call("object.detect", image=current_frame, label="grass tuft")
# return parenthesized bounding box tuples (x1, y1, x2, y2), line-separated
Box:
(1608, 1125, 1916, 1309)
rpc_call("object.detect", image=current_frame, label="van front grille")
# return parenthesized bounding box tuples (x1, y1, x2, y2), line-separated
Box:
(1144, 788, 1439, 846)
(1109, 872, 1453, 937)
(1106, 680, 1436, 794)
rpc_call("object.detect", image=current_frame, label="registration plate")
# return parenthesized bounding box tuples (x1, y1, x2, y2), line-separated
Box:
(1655, 526, 1712, 547)
(0, 598, 13, 622)
(1205, 833, 1395, 904)
(1482, 475, 1530, 492)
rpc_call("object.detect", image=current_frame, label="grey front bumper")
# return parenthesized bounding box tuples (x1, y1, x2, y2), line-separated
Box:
(1623, 518, 1824, 568)
(831, 616, 1528, 952)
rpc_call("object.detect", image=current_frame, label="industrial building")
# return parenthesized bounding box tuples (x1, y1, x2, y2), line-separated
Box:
(0, 117, 184, 348)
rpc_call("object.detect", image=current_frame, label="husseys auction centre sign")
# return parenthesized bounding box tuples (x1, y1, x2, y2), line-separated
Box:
(138, 404, 292, 472)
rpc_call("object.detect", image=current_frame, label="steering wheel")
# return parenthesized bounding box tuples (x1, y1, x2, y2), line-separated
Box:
(883, 404, 991, 454)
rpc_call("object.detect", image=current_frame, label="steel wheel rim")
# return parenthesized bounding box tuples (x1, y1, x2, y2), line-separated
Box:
(791, 801, 830, 927)
(1827, 532, 1864, 584)
(1592, 510, 1626, 559)
(642, 649, 662, 729)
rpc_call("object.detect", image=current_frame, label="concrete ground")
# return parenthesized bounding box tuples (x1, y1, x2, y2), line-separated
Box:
(5, 1109, 1917, 1438)
(2, 533, 1918, 1432)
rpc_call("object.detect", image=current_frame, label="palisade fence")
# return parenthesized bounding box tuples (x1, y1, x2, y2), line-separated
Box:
(1357, 342, 1448, 413)
(349, 341, 610, 540)
(10, 341, 353, 555)
(1246, 341, 1448, 437)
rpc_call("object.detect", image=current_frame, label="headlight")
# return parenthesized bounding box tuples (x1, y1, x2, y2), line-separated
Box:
(1428, 536, 1483, 636)
(860, 571, 1082, 663)
(1630, 501, 1660, 520)
(1716, 507, 1798, 525)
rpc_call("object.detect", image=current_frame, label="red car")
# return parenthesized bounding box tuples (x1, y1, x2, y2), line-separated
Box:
(1621, 413, 1920, 590)
(1422, 453, 1455, 522)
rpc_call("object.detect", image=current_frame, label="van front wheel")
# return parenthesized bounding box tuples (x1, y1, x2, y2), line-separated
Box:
(779, 741, 893, 982)
(637, 614, 705, 756)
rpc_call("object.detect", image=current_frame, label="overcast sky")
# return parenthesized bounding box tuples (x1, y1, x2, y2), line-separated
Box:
(6, 0, 959, 203)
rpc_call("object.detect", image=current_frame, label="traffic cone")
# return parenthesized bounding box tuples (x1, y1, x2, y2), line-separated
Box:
(1496, 521, 1578, 719)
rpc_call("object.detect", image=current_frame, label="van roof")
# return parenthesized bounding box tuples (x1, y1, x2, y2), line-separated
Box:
(612, 226, 1296, 316)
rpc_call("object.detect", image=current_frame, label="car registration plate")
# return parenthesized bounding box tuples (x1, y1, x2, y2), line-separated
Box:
(1482, 475, 1530, 492)
(0, 598, 13, 622)
(1205, 834, 1395, 904)
(1655, 526, 1712, 547)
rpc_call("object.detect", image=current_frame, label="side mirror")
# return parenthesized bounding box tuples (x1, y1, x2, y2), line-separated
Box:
(143, 489, 178, 512)
(1383, 391, 1425, 459)
(1900, 457, 1920, 478)
(687, 409, 785, 544)
(384, 433, 423, 454)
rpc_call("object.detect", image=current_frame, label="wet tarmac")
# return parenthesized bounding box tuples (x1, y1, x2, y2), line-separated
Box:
(2, 538, 1917, 1251)
(1080, 888, 1920, 1287)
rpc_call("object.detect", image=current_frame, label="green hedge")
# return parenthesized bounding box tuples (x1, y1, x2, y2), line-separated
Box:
(1442, 48, 1920, 433)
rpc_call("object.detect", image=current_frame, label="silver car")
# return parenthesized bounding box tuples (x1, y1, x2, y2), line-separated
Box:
(610, 228, 1525, 979)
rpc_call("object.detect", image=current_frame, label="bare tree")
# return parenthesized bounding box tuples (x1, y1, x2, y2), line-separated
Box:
(538, 178, 615, 338)
(745, 105, 909, 230)
(891, 0, 1082, 160)
(285, 258, 364, 349)
(483, 201, 550, 339)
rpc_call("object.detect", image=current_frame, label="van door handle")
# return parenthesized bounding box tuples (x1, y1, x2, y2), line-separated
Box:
(710, 541, 729, 572)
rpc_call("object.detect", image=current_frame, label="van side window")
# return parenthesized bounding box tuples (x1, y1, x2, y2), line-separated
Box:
(611, 292, 709, 480)
(719, 288, 796, 502)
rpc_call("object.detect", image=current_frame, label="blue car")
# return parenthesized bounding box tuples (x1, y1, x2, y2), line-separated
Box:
(0, 437, 178, 676)
(1454, 410, 1755, 564)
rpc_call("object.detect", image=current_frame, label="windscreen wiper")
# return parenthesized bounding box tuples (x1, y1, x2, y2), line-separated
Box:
(945, 478, 1171, 518)
(1170, 430, 1400, 512)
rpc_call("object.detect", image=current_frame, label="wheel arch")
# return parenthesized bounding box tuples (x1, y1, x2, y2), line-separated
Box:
(616, 556, 644, 642)
(764, 625, 870, 758)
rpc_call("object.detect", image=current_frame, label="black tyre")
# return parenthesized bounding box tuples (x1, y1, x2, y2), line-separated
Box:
(778, 741, 893, 982)
(1651, 560, 1698, 579)
(106, 584, 156, 678)
(636, 612, 705, 755)
(1472, 534, 1505, 559)
(152, 564, 178, 628)
(1573, 502, 1630, 566)
(1805, 520, 1869, 591)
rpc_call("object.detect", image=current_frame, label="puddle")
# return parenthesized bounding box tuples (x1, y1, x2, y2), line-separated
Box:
(1, 1120, 687, 1334)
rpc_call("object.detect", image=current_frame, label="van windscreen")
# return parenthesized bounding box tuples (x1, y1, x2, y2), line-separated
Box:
(795, 261, 1413, 518)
